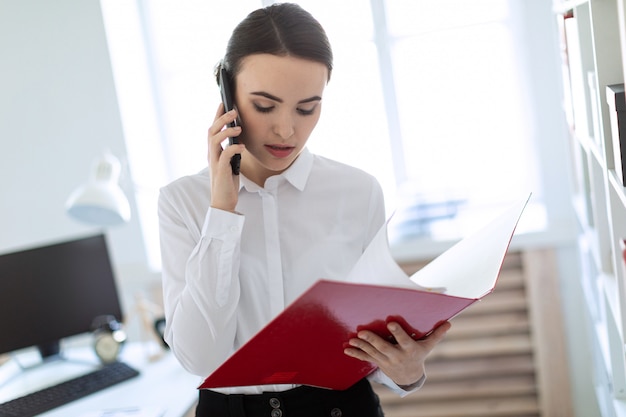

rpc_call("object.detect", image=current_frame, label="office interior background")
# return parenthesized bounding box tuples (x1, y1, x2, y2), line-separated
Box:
(1, 0, 622, 415)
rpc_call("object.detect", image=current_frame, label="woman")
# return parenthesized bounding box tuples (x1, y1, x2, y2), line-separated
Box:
(158, 3, 451, 416)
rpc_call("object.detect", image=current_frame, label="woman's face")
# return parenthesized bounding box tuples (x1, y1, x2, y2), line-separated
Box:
(234, 54, 328, 186)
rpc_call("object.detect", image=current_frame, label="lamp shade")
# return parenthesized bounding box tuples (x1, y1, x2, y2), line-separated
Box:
(65, 153, 131, 226)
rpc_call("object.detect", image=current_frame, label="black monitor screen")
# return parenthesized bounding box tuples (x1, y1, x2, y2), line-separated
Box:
(0, 234, 123, 356)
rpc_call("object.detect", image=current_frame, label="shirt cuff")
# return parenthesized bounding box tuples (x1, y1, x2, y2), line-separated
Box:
(368, 369, 426, 397)
(201, 207, 245, 239)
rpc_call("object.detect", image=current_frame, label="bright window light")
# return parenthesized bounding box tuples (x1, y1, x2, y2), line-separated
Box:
(103, 0, 545, 268)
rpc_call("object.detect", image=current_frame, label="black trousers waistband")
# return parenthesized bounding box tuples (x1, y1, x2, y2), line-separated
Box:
(196, 378, 384, 417)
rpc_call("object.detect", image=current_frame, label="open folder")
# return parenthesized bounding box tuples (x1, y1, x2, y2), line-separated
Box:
(199, 194, 531, 391)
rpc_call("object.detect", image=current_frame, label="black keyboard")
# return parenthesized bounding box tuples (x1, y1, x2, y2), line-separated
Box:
(0, 361, 140, 417)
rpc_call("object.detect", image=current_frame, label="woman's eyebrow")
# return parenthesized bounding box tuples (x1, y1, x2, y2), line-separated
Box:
(250, 91, 322, 104)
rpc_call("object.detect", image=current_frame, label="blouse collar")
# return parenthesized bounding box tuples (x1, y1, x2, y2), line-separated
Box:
(240, 147, 313, 193)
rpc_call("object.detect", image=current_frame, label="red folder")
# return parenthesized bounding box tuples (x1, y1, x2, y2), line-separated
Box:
(199, 195, 530, 391)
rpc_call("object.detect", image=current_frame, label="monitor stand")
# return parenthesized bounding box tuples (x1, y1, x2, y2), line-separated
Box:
(0, 340, 98, 388)
(8, 341, 66, 371)
(37, 341, 61, 360)
(10, 340, 92, 372)
(34, 340, 92, 367)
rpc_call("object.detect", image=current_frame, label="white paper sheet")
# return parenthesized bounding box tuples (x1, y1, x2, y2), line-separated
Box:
(345, 194, 531, 299)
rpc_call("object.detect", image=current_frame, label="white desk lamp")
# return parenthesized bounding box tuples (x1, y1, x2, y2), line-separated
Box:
(65, 152, 131, 226)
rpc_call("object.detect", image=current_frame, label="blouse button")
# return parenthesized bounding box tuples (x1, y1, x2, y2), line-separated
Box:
(269, 397, 281, 408)
(271, 409, 283, 417)
(330, 408, 342, 417)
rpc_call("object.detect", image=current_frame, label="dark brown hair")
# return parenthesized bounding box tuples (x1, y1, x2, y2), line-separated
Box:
(216, 3, 333, 88)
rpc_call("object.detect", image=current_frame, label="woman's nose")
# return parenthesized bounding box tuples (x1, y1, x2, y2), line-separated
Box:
(273, 112, 295, 139)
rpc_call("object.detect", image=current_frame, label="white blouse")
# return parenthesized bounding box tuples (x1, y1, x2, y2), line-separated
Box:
(158, 148, 418, 396)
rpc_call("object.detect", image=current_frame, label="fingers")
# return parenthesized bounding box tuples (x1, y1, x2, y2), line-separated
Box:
(344, 321, 452, 362)
(207, 106, 241, 167)
(343, 339, 377, 363)
(208, 104, 239, 137)
(386, 322, 414, 346)
(344, 330, 387, 360)
(207, 103, 244, 212)
(344, 321, 452, 388)
(426, 321, 452, 344)
(349, 323, 411, 353)
(217, 143, 245, 171)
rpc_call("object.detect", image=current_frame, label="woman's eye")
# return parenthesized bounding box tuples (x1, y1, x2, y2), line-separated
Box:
(297, 107, 316, 116)
(254, 103, 274, 113)
(253, 102, 317, 115)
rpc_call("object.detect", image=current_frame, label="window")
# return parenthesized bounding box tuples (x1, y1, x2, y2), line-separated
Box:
(102, 0, 547, 269)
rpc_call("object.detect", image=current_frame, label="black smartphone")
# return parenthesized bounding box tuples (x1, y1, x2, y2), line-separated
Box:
(219, 67, 241, 175)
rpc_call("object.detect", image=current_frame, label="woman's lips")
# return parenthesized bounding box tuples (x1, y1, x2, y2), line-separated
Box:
(265, 144, 295, 158)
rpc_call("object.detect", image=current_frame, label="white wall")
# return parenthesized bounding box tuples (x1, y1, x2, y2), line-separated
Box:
(0, 0, 158, 332)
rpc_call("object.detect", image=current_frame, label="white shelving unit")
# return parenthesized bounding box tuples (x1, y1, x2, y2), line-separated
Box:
(557, 0, 626, 415)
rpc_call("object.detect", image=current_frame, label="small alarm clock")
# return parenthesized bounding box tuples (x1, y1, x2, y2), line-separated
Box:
(91, 315, 127, 364)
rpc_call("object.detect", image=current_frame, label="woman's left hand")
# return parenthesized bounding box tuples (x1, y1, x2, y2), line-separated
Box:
(344, 321, 451, 387)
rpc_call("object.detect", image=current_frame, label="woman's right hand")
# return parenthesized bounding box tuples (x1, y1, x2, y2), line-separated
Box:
(207, 103, 244, 212)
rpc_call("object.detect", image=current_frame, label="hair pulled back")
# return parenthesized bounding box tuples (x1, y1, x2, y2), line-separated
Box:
(216, 3, 333, 88)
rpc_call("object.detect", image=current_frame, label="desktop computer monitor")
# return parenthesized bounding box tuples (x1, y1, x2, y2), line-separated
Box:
(0, 234, 123, 359)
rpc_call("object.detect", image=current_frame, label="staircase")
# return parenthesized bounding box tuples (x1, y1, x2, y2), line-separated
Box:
(374, 250, 572, 417)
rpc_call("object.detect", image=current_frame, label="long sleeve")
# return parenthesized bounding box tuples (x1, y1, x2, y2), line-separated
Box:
(159, 184, 245, 377)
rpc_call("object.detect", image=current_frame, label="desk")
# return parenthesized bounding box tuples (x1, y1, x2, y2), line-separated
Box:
(0, 342, 199, 417)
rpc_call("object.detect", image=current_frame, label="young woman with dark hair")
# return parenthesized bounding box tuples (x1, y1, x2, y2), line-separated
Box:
(158, 3, 450, 416)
